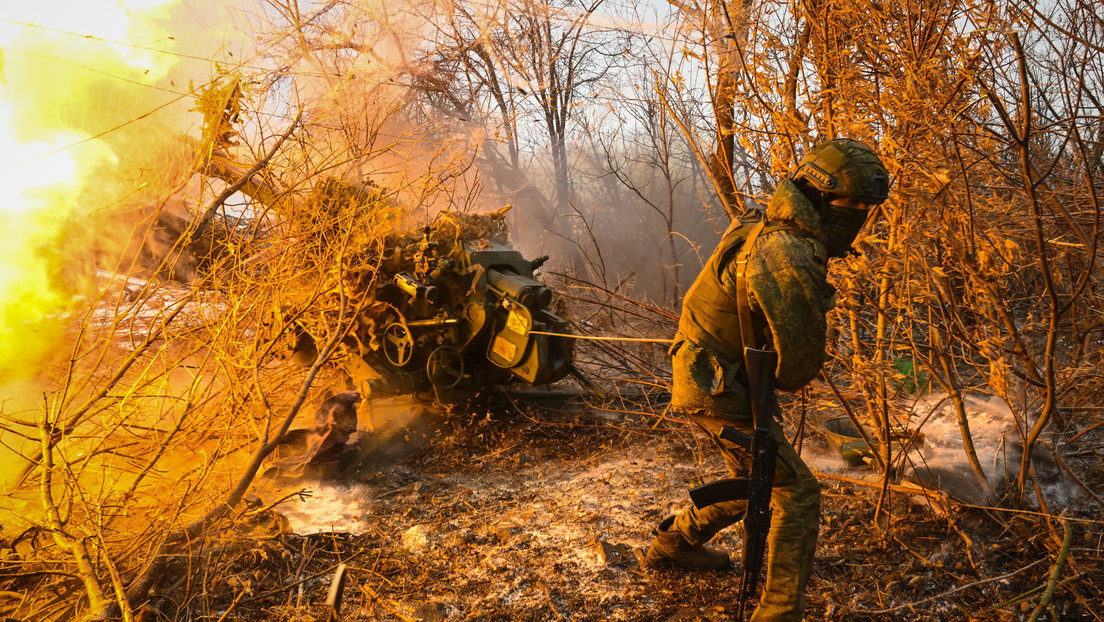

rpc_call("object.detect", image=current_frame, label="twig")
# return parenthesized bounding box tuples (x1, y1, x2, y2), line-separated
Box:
(245, 488, 310, 518)
(813, 471, 948, 499)
(851, 558, 1048, 615)
(551, 272, 680, 322)
(192, 111, 302, 243)
(98, 531, 135, 622)
(822, 375, 887, 472)
(537, 580, 567, 621)
(1044, 443, 1103, 507)
(947, 503, 1102, 524)
(16, 285, 201, 486)
(1029, 515, 1075, 622)
(291, 538, 315, 608)
(214, 591, 248, 622)
(37, 402, 111, 617)
(986, 574, 1083, 614)
(359, 583, 416, 622)
(123, 236, 359, 610)
(238, 559, 358, 605)
(1069, 418, 1104, 443)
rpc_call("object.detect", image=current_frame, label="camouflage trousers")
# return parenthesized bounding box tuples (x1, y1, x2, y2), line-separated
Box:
(671, 413, 820, 622)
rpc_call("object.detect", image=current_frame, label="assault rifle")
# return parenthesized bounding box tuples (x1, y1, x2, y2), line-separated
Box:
(688, 347, 779, 620)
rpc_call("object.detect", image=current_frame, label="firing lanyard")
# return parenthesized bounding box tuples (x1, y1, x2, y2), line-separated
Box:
(529, 218, 780, 351)
(528, 331, 673, 344)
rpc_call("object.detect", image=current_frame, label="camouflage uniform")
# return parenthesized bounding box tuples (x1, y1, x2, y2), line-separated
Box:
(652, 140, 888, 622)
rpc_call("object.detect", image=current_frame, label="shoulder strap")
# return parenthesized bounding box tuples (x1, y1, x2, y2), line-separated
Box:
(734, 220, 766, 367)
(734, 220, 814, 370)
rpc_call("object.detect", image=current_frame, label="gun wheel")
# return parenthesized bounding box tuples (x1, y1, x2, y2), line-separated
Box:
(426, 345, 464, 389)
(381, 322, 414, 367)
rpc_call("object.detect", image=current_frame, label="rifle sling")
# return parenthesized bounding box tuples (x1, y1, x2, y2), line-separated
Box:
(733, 220, 765, 372)
(734, 220, 809, 369)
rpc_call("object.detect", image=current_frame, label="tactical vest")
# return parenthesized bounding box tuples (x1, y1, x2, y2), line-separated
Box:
(678, 215, 812, 365)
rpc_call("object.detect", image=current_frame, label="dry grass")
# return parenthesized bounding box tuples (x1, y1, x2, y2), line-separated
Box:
(108, 391, 1103, 621)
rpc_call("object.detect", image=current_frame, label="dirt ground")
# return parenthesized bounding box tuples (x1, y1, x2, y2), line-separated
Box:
(176, 391, 1103, 622)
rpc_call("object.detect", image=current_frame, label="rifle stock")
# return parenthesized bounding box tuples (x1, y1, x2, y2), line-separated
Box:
(689, 477, 751, 509)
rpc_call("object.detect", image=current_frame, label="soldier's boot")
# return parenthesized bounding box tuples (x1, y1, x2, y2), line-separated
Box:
(643, 516, 730, 571)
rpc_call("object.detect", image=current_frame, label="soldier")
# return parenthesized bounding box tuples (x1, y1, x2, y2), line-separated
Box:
(644, 139, 890, 621)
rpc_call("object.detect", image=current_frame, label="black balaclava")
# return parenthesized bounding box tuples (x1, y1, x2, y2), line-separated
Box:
(797, 180, 870, 258)
(820, 202, 870, 258)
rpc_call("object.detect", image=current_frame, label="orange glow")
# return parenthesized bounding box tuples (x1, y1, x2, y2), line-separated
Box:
(0, 0, 181, 378)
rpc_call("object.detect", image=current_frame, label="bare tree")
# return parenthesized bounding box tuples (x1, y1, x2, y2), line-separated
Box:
(411, 0, 634, 273)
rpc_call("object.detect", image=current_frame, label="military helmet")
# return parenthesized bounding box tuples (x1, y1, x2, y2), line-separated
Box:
(792, 138, 890, 204)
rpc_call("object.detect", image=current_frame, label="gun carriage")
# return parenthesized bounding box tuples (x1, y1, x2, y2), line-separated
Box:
(289, 207, 574, 402)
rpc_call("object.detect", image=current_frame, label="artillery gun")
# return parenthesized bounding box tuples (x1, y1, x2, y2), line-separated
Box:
(289, 205, 575, 403)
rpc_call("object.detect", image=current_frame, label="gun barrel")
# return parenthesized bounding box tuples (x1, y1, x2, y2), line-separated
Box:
(486, 268, 552, 309)
(405, 317, 459, 328)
